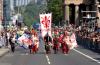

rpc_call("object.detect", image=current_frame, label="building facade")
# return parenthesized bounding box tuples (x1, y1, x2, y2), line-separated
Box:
(0, 0, 3, 22)
(97, 0, 100, 27)
(14, 0, 32, 7)
(0, 0, 3, 31)
(64, 0, 100, 27)
(3, 0, 11, 25)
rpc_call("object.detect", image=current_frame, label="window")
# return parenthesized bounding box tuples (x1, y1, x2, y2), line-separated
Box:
(98, 7, 100, 12)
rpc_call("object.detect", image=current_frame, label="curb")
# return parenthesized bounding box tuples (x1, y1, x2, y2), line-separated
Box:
(0, 49, 10, 58)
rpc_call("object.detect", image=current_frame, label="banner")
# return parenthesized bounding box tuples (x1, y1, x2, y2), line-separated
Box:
(40, 13, 52, 37)
(63, 31, 78, 50)
(18, 33, 33, 49)
(69, 33, 78, 49)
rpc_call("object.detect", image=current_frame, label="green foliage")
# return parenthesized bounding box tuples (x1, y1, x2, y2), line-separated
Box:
(19, 3, 46, 27)
(47, 0, 63, 25)
(22, 4, 39, 27)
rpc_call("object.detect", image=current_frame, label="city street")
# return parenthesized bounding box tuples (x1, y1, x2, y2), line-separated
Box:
(0, 0, 100, 65)
(0, 39, 100, 65)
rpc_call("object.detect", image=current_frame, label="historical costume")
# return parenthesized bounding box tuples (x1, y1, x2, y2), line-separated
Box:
(32, 33, 39, 53)
(44, 33, 52, 54)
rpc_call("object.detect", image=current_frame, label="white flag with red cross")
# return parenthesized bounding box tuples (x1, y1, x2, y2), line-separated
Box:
(40, 13, 52, 37)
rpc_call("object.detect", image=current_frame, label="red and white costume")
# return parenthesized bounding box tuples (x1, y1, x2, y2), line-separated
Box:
(32, 34, 39, 53)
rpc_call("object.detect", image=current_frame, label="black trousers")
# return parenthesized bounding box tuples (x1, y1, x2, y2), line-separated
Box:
(11, 46, 15, 52)
(45, 44, 50, 51)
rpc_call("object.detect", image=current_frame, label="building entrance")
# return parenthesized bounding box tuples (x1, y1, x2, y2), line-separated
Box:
(69, 4, 75, 24)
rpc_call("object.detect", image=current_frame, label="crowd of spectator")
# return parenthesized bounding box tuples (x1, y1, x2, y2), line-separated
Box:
(76, 23, 100, 53)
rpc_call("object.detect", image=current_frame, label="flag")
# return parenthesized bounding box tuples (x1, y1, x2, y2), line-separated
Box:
(63, 31, 78, 50)
(40, 13, 52, 37)
(17, 33, 33, 49)
(69, 33, 78, 49)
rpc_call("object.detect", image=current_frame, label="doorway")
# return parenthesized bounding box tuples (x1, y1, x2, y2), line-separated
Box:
(69, 4, 75, 24)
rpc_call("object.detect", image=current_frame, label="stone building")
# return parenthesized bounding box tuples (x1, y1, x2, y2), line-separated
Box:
(64, 0, 100, 27)
(0, 0, 3, 22)
(0, 0, 3, 31)
(97, 0, 100, 27)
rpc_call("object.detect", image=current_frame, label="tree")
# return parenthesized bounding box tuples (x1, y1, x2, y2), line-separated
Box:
(17, 2, 47, 27)
(47, 0, 63, 25)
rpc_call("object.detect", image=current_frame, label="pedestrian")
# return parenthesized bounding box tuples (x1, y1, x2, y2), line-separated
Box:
(9, 35, 15, 53)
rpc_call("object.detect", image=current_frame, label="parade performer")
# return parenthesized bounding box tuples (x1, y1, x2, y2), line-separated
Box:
(69, 33, 78, 49)
(28, 37, 33, 54)
(31, 28, 36, 35)
(17, 31, 33, 49)
(44, 33, 52, 54)
(58, 32, 64, 48)
(62, 26, 78, 54)
(28, 43, 32, 54)
(53, 35, 59, 54)
(62, 31, 70, 54)
(32, 33, 39, 53)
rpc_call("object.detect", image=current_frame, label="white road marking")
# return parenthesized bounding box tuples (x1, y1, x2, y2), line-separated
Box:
(41, 39, 51, 64)
(43, 49, 51, 64)
(46, 54, 51, 64)
(73, 49, 100, 64)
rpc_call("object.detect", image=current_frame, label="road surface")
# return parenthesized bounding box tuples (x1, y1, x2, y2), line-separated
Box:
(0, 39, 100, 65)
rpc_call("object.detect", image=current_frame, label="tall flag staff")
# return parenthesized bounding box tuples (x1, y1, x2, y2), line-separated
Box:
(39, 13, 52, 53)
(39, 13, 52, 38)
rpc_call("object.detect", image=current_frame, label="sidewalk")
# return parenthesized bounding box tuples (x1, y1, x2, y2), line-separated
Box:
(0, 47, 10, 57)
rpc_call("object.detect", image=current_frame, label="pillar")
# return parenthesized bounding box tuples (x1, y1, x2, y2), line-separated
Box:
(96, 0, 100, 28)
(75, 5, 79, 26)
(65, 5, 69, 25)
(97, 5, 100, 28)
